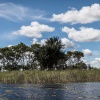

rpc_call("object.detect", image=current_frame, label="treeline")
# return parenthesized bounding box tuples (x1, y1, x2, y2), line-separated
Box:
(0, 37, 91, 71)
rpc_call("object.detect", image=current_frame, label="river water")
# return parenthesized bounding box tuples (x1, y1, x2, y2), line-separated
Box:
(0, 82, 100, 100)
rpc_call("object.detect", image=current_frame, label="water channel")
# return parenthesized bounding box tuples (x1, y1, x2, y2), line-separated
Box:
(0, 82, 100, 100)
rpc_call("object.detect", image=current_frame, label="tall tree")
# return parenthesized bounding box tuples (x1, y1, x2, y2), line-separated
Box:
(30, 44, 41, 69)
(66, 51, 84, 68)
(73, 51, 84, 63)
(66, 51, 73, 68)
(33, 37, 65, 70)
(13, 42, 30, 70)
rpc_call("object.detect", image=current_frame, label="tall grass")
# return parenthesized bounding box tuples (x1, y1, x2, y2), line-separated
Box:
(0, 70, 100, 84)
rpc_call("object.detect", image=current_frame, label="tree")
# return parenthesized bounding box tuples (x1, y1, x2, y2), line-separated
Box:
(31, 44, 41, 69)
(34, 45, 48, 70)
(0, 37, 86, 71)
(73, 51, 84, 63)
(74, 61, 87, 69)
(14, 42, 30, 70)
(33, 37, 65, 70)
(0, 47, 9, 69)
(66, 51, 73, 68)
(66, 51, 84, 69)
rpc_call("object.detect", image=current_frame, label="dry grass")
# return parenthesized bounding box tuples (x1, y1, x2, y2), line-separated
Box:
(0, 69, 100, 84)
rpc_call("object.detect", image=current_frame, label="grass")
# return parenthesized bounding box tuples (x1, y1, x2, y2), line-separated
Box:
(0, 69, 100, 84)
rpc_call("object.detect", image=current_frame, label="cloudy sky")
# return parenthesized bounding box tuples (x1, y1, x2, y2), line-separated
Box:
(0, 0, 100, 68)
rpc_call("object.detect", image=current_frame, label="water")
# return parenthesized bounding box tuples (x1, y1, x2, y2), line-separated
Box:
(0, 82, 100, 100)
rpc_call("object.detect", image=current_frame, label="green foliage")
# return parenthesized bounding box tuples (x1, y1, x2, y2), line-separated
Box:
(33, 37, 65, 70)
(0, 36, 87, 71)
(66, 51, 84, 69)
(74, 62, 87, 69)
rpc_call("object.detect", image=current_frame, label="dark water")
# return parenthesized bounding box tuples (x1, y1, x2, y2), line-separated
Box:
(0, 82, 100, 100)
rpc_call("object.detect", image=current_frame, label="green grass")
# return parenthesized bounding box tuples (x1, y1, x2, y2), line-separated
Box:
(0, 69, 100, 84)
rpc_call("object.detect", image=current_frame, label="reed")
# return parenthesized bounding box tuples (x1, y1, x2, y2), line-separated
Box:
(0, 69, 100, 84)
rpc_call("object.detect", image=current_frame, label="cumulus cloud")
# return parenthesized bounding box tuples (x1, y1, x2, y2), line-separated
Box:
(32, 38, 38, 44)
(61, 38, 75, 48)
(82, 49, 93, 56)
(40, 39, 47, 45)
(90, 58, 100, 68)
(62, 26, 100, 42)
(51, 3, 100, 24)
(7, 45, 13, 47)
(13, 22, 55, 38)
(82, 51, 100, 68)
(95, 58, 100, 62)
(32, 38, 46, 46)
(0, 3, 46, 22)
(32, 37, 74, 48)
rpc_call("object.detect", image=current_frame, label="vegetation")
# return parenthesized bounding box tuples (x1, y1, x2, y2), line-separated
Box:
(0, 37, 99, 84)
(0, 37, 97, 84)
(0, 36, 91, 71)
(0, 70, 100, 84)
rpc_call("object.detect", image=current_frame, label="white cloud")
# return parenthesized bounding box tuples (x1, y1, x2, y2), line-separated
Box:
(61, 38, 75, 48)
(40, 39, 47, 46)
(95, 58, 100, 62)
(90, 58, 100, 68)
(13, 21, 55, 38)
(0, 3, 46, 22)
(82, 51, 100, 68)
(51, 3, 100, 24)
(32, 38, 38, 44)
(62, 26, 100, 42)
(82, 49, 93, 56)
(7, 45, 13, 47)
(32, 38, 47, 46)
(32, 37, 74, 48)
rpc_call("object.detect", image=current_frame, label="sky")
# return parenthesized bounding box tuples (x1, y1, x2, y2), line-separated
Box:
(0, 0, 100, 68)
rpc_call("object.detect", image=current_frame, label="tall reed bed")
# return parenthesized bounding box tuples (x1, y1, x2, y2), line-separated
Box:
(0, 70, 100, 84)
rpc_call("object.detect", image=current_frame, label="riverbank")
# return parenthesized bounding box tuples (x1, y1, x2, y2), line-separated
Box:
(0, 70, 100, 84)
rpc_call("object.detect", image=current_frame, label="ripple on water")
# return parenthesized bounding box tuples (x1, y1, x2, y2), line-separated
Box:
(0, 82, 100, 100)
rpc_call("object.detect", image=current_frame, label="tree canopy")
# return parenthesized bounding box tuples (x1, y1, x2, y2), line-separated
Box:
(0, 36, 90, 71)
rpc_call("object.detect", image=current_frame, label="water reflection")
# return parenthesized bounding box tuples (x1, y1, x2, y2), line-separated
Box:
(40, 84, 65, 100)
(0, 83, 100, 100)
(83, 83, 100, 100)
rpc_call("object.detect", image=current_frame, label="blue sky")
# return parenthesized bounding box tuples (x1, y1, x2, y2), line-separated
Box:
(0, 0, 100, 68)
